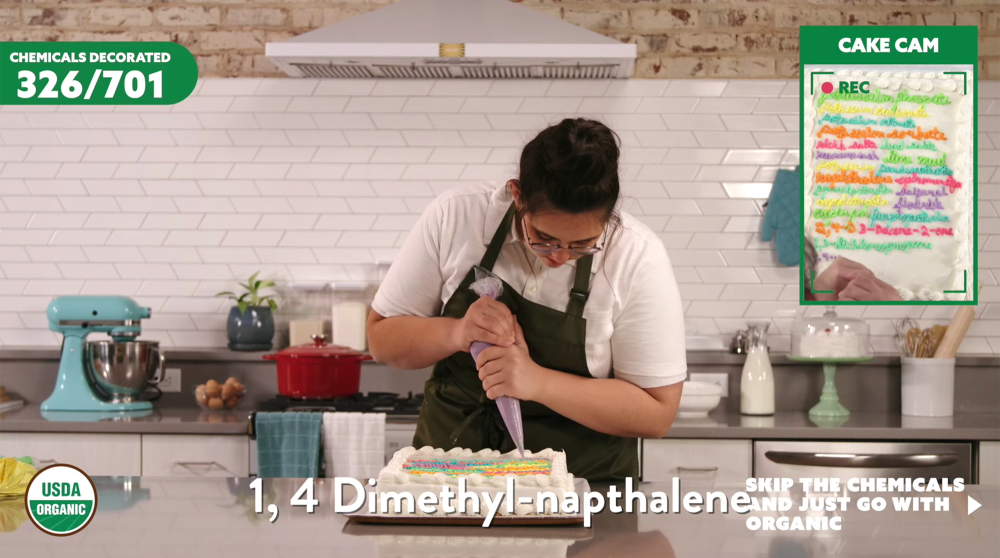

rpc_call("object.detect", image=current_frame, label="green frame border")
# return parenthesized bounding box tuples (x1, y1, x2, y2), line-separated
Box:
(798, 26, 979, 306)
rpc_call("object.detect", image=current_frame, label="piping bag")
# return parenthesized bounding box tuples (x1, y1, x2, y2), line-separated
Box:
(468, 267, 525, 458)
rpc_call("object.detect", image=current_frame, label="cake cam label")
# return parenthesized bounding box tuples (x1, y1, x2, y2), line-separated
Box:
(25, 464, 97, 536)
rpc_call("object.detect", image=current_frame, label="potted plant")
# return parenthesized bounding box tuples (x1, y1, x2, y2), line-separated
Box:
(217, 272, 278, 351)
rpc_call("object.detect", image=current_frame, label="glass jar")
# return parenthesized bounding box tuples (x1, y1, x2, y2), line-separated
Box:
(791, 306, 872, 359)
(329, 281, 374, 352)
(740, 322, 774, 416)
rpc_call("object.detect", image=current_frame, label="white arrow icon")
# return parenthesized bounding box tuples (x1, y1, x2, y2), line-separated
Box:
(968, 495, 981, 515)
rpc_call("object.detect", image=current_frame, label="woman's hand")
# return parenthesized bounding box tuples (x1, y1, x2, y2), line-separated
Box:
(837, 271, 901, 301)
(811, 256, 873, 301)
(475, 318, 549, 401)
(451, 296, 515, 352)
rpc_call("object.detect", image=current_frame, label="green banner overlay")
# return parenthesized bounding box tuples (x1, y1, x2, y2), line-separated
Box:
(28, 500, 94, 533)
(798, 26, 979, 306)
(0, 42, 198, 105)
(800, 26, 978, 65)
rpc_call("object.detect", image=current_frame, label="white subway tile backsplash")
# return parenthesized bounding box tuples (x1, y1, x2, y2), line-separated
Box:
(634, 131, 700, 148)
(345, 97, 407, 113)
(257, 214, 319, 230)
(721, 115, 785, 131)
(752, 132, 798, 148)
(663, 114, 725, 131)
(197, 248, 258, 264)
(372, 114, 435, 130)
(641, 199, 702, 215)
(343, 131, 407, 147)
(427, 114, 492, 130)
(199, 214, 260, 230)
(635, 98, 698, 114)
(694, 132, 759, 148)
(460, 98, 523, 114)
(696, 267, 761, 284)
(2, 78, 994, 353)
(403, 97, 465, 113)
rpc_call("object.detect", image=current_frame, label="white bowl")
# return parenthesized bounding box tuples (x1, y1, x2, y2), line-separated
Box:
(678, 381, 723, 418)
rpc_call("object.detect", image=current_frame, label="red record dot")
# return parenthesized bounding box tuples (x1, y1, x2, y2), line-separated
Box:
(821, 82, 834, 94)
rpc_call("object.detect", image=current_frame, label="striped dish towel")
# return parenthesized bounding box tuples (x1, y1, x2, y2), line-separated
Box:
(255, 412, 323, 478)
(323, 412, 385, 481)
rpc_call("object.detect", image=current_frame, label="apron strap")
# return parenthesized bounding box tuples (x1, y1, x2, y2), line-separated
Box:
(566, 255, 593, 318)
(479, 204, 516, 271)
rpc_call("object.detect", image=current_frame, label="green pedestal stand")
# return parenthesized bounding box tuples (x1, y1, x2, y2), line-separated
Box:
(787, 356, 874, 419)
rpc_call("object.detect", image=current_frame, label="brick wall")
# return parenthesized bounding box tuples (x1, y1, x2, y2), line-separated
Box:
(1, 1, 997, 79)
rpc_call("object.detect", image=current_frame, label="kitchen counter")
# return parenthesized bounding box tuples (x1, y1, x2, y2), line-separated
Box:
(1, 477, 997, 557)
(0, 404, 248, 435)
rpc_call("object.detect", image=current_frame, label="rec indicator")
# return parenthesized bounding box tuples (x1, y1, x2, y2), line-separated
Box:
(0, 42, 198, 105)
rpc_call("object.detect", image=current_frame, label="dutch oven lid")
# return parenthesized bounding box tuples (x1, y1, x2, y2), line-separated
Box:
(265, 335, 366, 359)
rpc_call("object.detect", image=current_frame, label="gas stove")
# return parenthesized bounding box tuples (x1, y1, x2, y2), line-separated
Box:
(255, 391, 423, 416)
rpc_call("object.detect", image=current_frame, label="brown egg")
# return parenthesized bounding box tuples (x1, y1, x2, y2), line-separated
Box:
(195, 386, 208, 406)
(221, 384, 234, 400)
(208, 397, 224, 410)
(224, 396, 238, 409)
(232, 381, 245, 393)
(226, 376, 239, 386)
(206, 379, 220, 389)
(205, 385, 222, 398)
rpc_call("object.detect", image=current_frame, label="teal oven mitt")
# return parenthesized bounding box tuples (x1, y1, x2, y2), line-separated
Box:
(761, 167, 801, 267)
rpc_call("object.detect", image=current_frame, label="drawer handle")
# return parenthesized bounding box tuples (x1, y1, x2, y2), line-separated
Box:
(174, 461, 222, 469)
(677, 466, 719, 473)
(764, 451, 960, 469)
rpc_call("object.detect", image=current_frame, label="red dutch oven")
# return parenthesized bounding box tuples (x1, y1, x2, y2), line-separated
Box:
(263, 335, 372, 399)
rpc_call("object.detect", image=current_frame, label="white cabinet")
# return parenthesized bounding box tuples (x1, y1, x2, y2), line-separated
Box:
(141, 435, 249, 477)
(0, 432, 141, 476)
(980, 442, 1000, 485)
(642, 439, 752, 485)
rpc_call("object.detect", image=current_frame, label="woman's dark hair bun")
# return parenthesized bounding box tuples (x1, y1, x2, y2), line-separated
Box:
(517, 118, 621, 221)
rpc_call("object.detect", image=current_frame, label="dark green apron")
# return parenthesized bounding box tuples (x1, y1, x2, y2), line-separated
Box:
(413, 203, 639, 481)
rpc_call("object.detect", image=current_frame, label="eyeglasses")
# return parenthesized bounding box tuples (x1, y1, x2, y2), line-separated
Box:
(521, 221, 604, 256)
(527, 242, 603, 256)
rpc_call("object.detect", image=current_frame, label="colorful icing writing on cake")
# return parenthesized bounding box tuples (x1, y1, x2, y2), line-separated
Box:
(803, 69, 973, 300)
(402, 458, 552, 478)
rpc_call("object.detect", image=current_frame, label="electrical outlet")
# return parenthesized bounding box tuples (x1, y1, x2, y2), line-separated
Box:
(688, 372, 729, 398)
(160, 368, 182, 393)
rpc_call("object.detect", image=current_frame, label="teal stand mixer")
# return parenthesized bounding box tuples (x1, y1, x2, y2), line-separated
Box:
(43, 296, 164, 412)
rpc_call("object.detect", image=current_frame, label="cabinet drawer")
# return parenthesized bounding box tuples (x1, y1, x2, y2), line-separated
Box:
(642, 439, 752, 485)
(0, 432, 141, 476)
(142, 435, 249, 477)
(980, 442, 1000, 485)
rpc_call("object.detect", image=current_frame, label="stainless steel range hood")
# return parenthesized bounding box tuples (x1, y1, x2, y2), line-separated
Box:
(265, 0, 636, 79)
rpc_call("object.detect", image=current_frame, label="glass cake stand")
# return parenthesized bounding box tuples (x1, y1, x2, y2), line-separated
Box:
(788, 307, 873, 419)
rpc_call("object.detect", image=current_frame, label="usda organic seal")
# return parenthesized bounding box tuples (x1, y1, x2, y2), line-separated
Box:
(25, 464, 97, 536)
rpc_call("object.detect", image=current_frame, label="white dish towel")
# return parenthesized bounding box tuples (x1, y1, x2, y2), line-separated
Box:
(322, 412, 386, 481)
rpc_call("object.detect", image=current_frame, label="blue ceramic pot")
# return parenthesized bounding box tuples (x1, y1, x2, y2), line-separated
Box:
(227, 306, 274, 351)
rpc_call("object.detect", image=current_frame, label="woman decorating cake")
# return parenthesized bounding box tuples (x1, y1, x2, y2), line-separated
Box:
(367, 118, 686, 481)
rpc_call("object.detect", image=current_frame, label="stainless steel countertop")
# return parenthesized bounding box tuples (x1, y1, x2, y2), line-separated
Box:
(0, 404, 249, 435)
(3, 346, 998, 367)
(1, 477, 997, 557)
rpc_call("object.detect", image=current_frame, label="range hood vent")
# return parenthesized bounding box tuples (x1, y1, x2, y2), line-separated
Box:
(267, 0, 636, 79)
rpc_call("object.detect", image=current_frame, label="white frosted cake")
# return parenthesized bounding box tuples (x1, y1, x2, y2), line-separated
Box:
(795, 331, 868, 359)
(375, 447, 575, 517)
(803, 67, 974, 301)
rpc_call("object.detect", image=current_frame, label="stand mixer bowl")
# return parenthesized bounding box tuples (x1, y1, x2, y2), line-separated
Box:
(86, 341, 164, 404)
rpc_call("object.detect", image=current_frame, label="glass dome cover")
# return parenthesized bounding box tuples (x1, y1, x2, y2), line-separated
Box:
(791, 306, 872, 359)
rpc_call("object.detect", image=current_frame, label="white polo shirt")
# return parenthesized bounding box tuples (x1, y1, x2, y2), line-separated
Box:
(371, 182, 687, 389)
